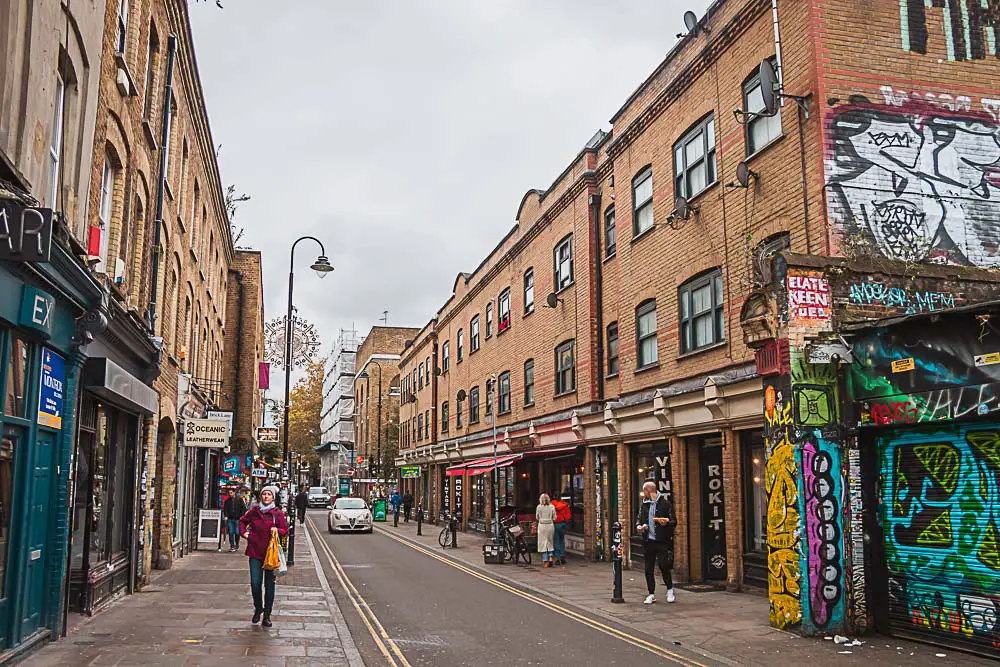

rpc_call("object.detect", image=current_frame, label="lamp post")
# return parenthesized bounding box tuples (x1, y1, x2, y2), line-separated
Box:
(282, 236, 333, 566)
(357, 360, 383, 496)
(489, 373, 499, 541)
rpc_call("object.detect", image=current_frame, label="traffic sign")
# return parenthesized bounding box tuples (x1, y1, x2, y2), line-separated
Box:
(347, 467, 356, 475)
(356, 456, 365, 465)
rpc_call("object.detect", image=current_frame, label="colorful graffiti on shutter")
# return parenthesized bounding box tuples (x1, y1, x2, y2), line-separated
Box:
(881, 426, 1000, 650)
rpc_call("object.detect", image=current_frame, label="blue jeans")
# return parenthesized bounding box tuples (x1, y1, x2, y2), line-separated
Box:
(554, 522, 567, 560)
(248, 558, 275, 615)
(227, 519, 240, 549)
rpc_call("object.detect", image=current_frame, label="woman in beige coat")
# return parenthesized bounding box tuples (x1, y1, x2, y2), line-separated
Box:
(535, 493, 556, 567)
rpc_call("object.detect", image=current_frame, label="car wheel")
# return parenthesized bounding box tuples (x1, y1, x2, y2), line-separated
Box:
(328, 521, 334, 534)
(365, 527, 373, 534)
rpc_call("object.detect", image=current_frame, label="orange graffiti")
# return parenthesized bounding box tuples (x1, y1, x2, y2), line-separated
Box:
(765, 385, 777, 420)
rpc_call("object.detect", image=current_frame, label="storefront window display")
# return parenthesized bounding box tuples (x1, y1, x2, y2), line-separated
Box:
(743, 432, 766, 553)
(496, 466, 514, 509)
(631, 441, 672, 538)
(555, 454, 585, 535)
(471, 474, 486, 519)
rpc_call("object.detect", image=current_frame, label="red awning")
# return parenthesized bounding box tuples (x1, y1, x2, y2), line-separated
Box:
(519, 445, 580, 459)
(466, 454, 522, 476)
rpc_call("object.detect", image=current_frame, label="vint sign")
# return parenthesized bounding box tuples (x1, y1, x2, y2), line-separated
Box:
(183, 418, 230, 448)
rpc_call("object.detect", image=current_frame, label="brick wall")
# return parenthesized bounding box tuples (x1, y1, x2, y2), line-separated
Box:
(222, 250, 265, 453)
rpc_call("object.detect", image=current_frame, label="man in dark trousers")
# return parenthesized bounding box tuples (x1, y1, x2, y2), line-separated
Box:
(294, 485, 310, 525)
(402, 491, 413, 523)
(222, 488, 247, 552)
(635, 480, 677, 604)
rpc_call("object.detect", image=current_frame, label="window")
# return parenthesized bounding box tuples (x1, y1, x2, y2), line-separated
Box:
(469, 387, 480, 424)
(636, 300, 658, 368)
(96, 157, 116, 272)
(498, 288, 511, 333)
(178, 139, 188, 210)
(456, 392, 464, 428)
(744, 60, 782, 155)
(498, 371, 511, 414)
(607, 322, 619, 376)
(441, 402, 449, 433)
(604, 205, 616, 258)
(743, 431, 767, 553)
(425, 410, 430, 436)
(523, 360, 534, 406)
(485, 303, 493, 338)
(47, 75, 65, 209)
(116, 0, 129, 54)
(679, 269, 725, 353)
(417, 414, 423, 441)
(523, 268, 534, 313)
(425, 356, 430, 384)
(554, 236, 574, 291)
(418, 362, 424, 389)
(457, 329, 464, 362)
(555, 340, 576, 395)
(632, 168, 653, 236)
(441, 341, 450, 372)
(674, 115, 717, 199)
(471, 316, 480, 352)
(142, 23, 159, 119)
(485, 379, 493, 416)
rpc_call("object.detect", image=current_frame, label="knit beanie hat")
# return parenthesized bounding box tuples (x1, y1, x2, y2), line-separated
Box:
(261, 485, 280, 501)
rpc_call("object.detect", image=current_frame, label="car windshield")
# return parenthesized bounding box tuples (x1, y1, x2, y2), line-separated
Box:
(334, 498, 366, 510)
(308, 487, 327, 496)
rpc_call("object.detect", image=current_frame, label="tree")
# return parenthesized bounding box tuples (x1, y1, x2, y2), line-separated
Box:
(286, 359, 326, 458)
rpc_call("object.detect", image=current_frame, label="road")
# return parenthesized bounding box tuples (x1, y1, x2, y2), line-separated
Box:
(305, 511, 709, 667)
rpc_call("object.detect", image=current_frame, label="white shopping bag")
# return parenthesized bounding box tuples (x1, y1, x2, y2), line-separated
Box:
(276, 542, 288, 576)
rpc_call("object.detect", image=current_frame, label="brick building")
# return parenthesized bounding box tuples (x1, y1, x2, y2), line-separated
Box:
(396, 0, 1000, 655)
(353, 326, 418, 494)
(221, 250, 265, 455)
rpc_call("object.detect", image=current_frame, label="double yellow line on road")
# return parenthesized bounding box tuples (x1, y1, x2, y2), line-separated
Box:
(374, 526, 710, 667)
(307, 517, 411, 667)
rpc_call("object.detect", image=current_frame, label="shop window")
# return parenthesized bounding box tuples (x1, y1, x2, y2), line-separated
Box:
(441, 341, 449, 373)
(636, 299, 658, 368)
(632, 167, 653, 237)
(524, 268, 534, 314)
(485, 303, 493, 338)
(0, 424, 20, 598)
(744, 433, 767, 553)
(743, 59, 782, 156)
(498, 288, 511, 333)
(674, 114, 717, 199)
(604, 205, 616, 258)
(607, 322, 619, 376)
(631, 442, 673, 539)
(524, 359, 534, 406)
(555, 340, 575, 395)
(679, 269, 725, 353)
(441, 401, 449, 433)
(471, 315, 480, 352)
(485, 379, 493, 416)
(498, 371, 511, 414)
(555, 453, 586, 534)
(496, 466, 515, 509)
(457, 329, 464, 362)
(471, 475, 486, 519)
(554, 235, 574, 291)
(3, 336, 29, 417)
(469, 386, 480, 424)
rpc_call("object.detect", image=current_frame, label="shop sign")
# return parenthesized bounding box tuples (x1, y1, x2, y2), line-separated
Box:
(338, 477, 351, 495)
(0, 202, 53, 263)
(183, 418, 230, 447)
(256, 426, 279, 442)
(37, 348, 65, 429)
(400, 465, 420, 479)
(251, 468, 267, 478)
(207, 410, 234, 436)
(19, 286, 54, 337)
(222, 456, 240, 473)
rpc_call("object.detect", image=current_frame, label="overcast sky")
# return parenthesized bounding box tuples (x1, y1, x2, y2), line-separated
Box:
(189, 1, 711, 386)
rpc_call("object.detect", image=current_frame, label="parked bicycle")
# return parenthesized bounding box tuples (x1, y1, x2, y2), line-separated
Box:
(439, 513, 458, 548)
(500, 513, 531, 565)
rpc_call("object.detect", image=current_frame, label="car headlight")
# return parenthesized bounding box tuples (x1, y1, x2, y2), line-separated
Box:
(362, 513, 370, 521)
(334, 512, 342, 519)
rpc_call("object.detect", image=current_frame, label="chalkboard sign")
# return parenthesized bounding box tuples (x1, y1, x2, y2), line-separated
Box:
(198, 509, 222, 543)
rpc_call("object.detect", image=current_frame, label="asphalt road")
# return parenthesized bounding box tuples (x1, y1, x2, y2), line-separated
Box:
(305, 511, 706, 667)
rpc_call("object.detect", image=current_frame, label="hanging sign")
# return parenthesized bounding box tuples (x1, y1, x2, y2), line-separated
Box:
(0, 202, 53, 263)
(19, 286, 55, 337)
(400, 465, 420, 479)
(37, 348, 65, 429)
(183, 418, 230, 447)
(207, 410, 234, 437)
(256, 426, 279, 442)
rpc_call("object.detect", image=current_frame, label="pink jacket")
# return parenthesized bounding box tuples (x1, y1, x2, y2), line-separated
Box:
(238, 506, 289, 560)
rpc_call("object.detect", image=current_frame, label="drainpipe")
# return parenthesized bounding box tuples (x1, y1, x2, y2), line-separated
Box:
(589, 191, 604, 403)
(147, 35, 177, 333)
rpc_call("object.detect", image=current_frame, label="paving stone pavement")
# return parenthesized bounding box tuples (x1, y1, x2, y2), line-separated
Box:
(22, 524, 362, 667)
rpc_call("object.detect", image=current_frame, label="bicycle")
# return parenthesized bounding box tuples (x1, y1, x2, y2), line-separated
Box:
(500, 513, 531, 565)
(438, 513, 457, 548)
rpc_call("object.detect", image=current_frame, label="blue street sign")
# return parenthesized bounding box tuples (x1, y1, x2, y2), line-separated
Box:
(37, 349, 65, 429)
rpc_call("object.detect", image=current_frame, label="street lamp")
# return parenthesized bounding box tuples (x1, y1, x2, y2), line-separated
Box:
(282, 236, 333, 566)
(357, 360, 383, 496)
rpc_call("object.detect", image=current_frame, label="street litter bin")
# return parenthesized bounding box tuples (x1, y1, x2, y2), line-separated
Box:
(373, 498, 387, 522)
(483, 540, 506, 564)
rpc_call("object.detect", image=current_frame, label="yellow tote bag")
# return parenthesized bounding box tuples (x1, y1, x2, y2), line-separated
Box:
(263, 533, 281, 570)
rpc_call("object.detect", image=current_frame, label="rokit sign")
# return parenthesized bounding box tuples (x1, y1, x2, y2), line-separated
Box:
(183, 418, 230, 447)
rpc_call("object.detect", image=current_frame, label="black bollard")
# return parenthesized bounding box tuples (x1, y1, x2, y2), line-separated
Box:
(611, 521, 624, 603)
(416, 506, 423, 536)
(451, 515, 459, 549)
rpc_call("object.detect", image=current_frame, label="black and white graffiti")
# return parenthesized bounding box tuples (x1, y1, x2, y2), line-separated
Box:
(827, 97, 1000, 267)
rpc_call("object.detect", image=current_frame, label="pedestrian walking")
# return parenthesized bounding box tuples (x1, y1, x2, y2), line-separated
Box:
(390, 489, 402, 527)
(535, 493, 556, 567)
(223, 488, 247, 552)
(294, 485, 310, 525)
(551, 495, 571, 565)
(239, 485, 289, 627)
(402, 491, 413, 523)
(635, 480, 677, 604)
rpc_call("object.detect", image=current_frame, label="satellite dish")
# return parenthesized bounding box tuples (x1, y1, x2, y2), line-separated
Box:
(674, 197, 691, 221)
(683, 11, 699, 35)
(736, 161, 758, 188)
(545, 293, 560, 309)
(759, 59, 779, 116)
(457, 389, 467, 401)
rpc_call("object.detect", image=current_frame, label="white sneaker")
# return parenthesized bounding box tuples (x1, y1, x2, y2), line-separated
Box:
(643, 594, 656, 605)
(666, 589, 676, 603)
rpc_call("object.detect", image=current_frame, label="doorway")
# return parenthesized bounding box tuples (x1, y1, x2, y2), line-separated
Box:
(700, 441, 727, 580)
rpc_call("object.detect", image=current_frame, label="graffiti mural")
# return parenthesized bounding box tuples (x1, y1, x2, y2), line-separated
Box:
(800, 435, 845, 631)
(847, 446, 868, 631)
(826, 98, 1000, 268)
(880, 426, 1000, 650)
(899, 0, 1000, 62)
(861, 382, 1000, 426)
(764, 379, 803, 629)
(847, 280, 957, 315)
(791, 351, 839, 428)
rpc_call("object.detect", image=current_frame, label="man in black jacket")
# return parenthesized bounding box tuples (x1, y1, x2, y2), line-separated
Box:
(294, 486, 310, 525)
(223, 489, 247, 552)
(635, 480, 677, 604)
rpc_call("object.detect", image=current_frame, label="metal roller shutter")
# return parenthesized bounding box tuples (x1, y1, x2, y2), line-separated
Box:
(878, 425, 1000, 656)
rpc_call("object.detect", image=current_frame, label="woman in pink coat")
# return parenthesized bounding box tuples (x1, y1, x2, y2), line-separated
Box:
(239, 485, 288, 626)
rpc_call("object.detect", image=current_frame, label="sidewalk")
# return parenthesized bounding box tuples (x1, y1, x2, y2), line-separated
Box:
(379, 518, 993, 666)
(22, 525, 362, 667)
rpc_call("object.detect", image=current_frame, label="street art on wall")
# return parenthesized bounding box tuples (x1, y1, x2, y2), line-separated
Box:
(800, 435, 845, 632)
(847, 446, 868, 631)
(791, 350, 839, 428)
(880, 426, 1000, 650)
(899, 0, 1000, 62)
(764, 379, 802, 629)
(787, 270, 832, 324)
(861, 381, 1000, 426)
(826, 97, 1000, 268)
(847, 279, 958, 315)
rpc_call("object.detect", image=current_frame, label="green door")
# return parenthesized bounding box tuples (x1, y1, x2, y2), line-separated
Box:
(20, 429, 54, 637)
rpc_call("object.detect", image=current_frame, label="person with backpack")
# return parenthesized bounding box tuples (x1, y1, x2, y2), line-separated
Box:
(551, 495, 572, 565)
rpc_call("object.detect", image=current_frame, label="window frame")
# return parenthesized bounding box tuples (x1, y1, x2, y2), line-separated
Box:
(469, 386, 480, 424)
(425, 356, 430, 385)
(743, 59, 782, 157)
(457, 329, 464, 362)
(632, 167, 653, 237)
(636, 299, 659, 369)
(97, 157, 115, 271)
(553, 235, 574, 292)
(485, 303, 493, 338)
(606, 322, 619, 377)
(523, 268, 534, 314)
(48, 74, 65, 209)
(116, 0, 129, 55)
(498, 288, 511, 333)
(498, 371, 511, 415)
(604, 205, 616, 258)
(485, 379, 493, 416)
(441, 341, 450, 373)
(418, 361, 424, 389)
(470, 315, 480, 352)
(456, 392, 464, 428)
(417, 413, 423, 441)
(441, 401, 449, 433)
(142, 23, 159, 119)
(554, 340, 576, 396)
(679, 269, 726, 354)
(673, 114, 718, 200)
(523, 359, 534, 406)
